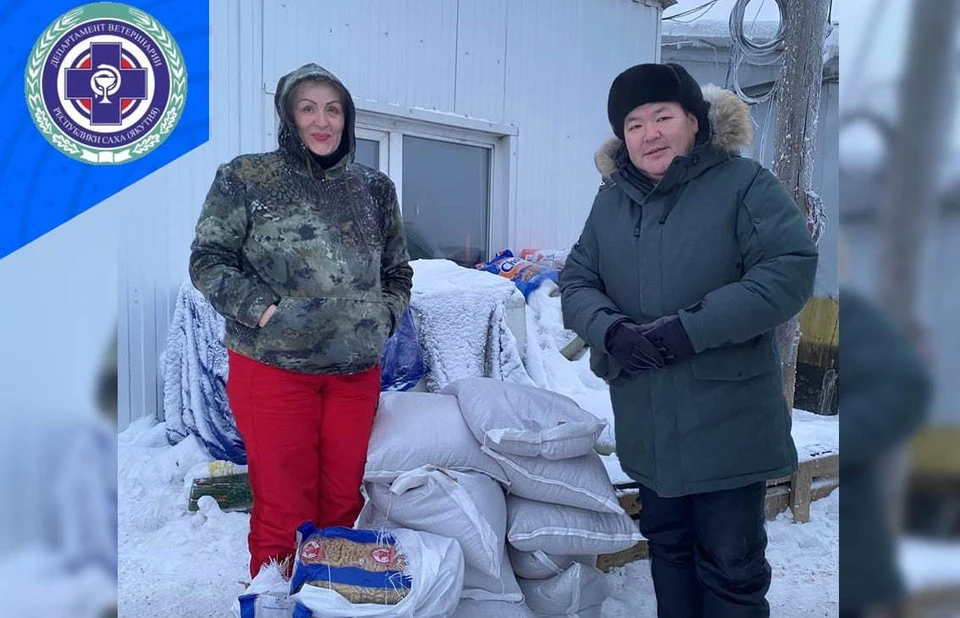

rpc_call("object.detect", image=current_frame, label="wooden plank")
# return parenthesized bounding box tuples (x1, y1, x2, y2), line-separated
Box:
(790, 468, 814, 523)
(791, 453, 840, 523)
(596, 540, 649, 573)
(797, 296, 839, 369)
(560, 336, 587, 361)
(811, 478, 839, 501)
(766, 485, 791, 520)
(911, 428, 960, 477)
(189, 472, 253, 512)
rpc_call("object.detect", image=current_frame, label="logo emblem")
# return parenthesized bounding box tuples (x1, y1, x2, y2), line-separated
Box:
(24, 3, 187, 165)
(370, 548, 395, 566)
(299, 539, 324, 563)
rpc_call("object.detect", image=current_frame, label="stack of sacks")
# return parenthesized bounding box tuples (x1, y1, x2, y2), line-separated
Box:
(361, 392, 529, 615)
(442, 378, 644, 618)
(362, 382, 643, 617)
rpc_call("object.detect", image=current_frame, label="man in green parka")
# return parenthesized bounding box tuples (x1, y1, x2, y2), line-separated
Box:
(559, 63, 818, 617)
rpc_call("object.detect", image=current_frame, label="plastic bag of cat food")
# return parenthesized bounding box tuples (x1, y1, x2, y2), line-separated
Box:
(476, 250, 559, 299)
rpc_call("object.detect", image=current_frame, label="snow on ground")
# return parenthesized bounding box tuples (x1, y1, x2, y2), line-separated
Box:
(603, 490, 840, 618)
(900, 537, 960, 593)
(115, 271, 851, 616)
(117, 416, 842, 617)
(791, 409, 839, 459)
(118, 418, 250, 617)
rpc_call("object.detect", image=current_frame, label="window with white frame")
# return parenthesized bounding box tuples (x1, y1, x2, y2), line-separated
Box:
(355, 114, 506, 267)
(266, 99, 513, 267)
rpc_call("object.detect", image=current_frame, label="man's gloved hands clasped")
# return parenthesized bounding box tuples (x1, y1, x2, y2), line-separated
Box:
(641, 315, 696, 365)
(605, 315, 696, 372)
(605, 320, 666, 371)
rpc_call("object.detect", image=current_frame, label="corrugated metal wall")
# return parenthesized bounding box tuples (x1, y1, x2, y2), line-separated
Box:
(119, 0, 266, 429)
(260, 0, 660, 250)
(119, 0, 662, 428)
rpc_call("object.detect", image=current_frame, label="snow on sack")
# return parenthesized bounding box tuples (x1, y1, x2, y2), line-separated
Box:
(442, 377, 607, 460)
(364, 392, 508, 484)
(410, 259, 534, 391)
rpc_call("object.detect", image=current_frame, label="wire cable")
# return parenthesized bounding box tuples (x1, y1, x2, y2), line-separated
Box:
(728, 0, 788, 103)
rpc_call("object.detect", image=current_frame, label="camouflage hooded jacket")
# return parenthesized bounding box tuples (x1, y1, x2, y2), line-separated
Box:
(189, 64, 413, 375)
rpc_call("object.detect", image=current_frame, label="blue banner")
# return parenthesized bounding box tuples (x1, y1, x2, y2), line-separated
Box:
(0, 0, 209, 259)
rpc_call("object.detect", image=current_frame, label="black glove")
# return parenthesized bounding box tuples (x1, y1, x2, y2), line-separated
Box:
(640, 315, 695, 364)
(604, 320, 665, 372)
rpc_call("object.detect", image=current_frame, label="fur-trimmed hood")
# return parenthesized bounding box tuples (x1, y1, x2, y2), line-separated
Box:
(594, 85, 753, 179)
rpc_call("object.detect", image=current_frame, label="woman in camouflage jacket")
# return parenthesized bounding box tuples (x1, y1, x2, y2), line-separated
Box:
(189, 63, 412, 579)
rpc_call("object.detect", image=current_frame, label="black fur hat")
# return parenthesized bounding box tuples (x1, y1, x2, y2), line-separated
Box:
(607, 63, 709, 141)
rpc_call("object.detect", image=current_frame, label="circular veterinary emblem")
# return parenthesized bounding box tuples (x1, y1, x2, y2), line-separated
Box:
(24, 3, 187, 165)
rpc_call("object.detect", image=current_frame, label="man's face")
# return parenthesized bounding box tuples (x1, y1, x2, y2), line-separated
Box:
(623, 101, 699, 182)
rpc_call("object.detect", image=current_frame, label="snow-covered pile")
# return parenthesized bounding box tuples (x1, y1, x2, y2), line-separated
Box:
(410, 259, 533, 390)
(162, 280, 244, 464)
(159, 259, 613, 464)
(518, 282, 617, 451)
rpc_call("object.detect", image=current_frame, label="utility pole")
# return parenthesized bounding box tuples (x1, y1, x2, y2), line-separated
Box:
(771, 0, 831, 408)
(876, 0, 960, 535)
(878, 0, 960, 333)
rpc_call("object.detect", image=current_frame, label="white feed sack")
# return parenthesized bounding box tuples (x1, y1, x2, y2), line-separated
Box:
(506, 496, 644, 556)
(364, 392, 507, 484)
(507, 546, 597, 580)
(517, 562, 609, 618)
(442, 378, 607, 460)
(450, 599, 536, 618)
(461, 544, 524, 603)
(358, 499, 524, 603)
(483, 447, 623, 514)
(364, 466, 506, 579)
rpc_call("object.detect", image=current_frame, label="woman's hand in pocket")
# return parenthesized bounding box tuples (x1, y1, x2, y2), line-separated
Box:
(258, 304, 278, 327)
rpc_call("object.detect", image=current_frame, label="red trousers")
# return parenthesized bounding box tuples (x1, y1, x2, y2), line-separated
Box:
(226, 350, 380, 578)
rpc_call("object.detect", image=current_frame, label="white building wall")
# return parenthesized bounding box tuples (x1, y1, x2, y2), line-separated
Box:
(119, 0, 266, 429)
(119, 0, 664, 428)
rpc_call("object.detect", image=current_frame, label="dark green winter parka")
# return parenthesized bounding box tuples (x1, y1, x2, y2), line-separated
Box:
(560, 86, 818, 497)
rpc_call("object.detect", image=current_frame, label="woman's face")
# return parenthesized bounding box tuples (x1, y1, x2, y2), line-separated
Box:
(292, 81, 344, 156)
